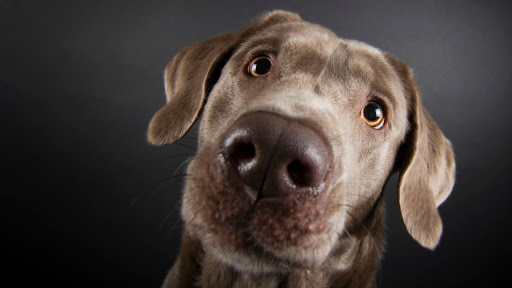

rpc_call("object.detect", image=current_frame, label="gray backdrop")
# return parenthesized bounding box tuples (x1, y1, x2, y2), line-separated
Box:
(3, 0, 511, 287)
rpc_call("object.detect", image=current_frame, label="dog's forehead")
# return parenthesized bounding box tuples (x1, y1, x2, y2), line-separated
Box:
(236, 22, 340, 60)
(239, 22, 392, 79)
(234, 21, 402, 105)
(270, 22, 341, 54)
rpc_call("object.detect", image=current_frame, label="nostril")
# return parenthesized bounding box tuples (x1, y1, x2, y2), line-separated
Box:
(287, 159, 315, 187)
(226, 137, 258, 176)
(231, 141, 256, 163)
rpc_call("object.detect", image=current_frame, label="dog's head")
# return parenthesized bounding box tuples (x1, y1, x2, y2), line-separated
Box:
(148, 11, 455, 273)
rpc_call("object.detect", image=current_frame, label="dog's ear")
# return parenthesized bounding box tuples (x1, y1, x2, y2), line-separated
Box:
(147, 33, 236, 145)
(147, 11, 302, 145)
(386, 53, 456, 250)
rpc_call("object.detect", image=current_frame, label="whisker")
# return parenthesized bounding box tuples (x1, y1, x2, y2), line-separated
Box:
(345, 210, 378, 250)
(331, 203, 354, 209)
(342, 228, 356, 245)
(172, 157, 195, 176)
(173, 142, 197, 152)
(165, 153, 195, 160)
(179, 134, 199, 141)
(159, 173, 189, 183)
(161, 207, 181, 230)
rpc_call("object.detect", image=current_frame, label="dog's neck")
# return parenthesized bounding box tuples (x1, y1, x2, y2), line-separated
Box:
(164, 201, 385, 288)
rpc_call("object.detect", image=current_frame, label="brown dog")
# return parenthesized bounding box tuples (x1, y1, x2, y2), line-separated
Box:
(148, 11, 455, 288)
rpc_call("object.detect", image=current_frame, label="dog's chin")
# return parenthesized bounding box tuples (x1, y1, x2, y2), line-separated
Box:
(196, 222, 338, 274)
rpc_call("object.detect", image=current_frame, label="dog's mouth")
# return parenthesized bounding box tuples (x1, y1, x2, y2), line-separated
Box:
(182, 146, 342, 272)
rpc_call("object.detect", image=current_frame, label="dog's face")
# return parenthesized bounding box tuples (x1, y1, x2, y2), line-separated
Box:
(185, 21, 409, 271)
(148, 11, 455, 274)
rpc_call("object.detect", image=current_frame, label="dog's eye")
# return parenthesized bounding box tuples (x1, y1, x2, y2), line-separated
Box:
(361, 102, 385, 129)
(248, 56, 272, 76)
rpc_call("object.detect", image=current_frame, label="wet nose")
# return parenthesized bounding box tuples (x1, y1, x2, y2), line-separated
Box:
(222, 112, 332, 199)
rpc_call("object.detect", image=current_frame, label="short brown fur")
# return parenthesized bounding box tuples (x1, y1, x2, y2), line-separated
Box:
(148, 11, 455, 288)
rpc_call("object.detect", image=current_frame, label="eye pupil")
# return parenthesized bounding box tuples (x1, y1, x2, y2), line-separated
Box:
(249, 57, 272, 76)
(363, 103, 382, 122)
(361, 102, 385, 129)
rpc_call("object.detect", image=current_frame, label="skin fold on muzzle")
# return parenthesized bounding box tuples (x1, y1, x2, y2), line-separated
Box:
(147, 10, 455, 288)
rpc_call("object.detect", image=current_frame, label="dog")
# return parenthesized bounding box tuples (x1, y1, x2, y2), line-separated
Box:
(147, 11, 455, 288)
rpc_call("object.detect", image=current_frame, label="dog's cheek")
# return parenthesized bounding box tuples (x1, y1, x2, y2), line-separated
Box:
(182, 154, 255, 245)
(346, 143, 397, 217)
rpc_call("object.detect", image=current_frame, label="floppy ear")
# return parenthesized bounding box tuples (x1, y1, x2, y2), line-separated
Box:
(147, 33, 236, 145)
(147, 10, 302, 145)
(386, 54, 456, 250)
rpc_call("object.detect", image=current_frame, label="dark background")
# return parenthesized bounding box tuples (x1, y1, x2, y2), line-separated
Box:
(3, 0, 511, 287)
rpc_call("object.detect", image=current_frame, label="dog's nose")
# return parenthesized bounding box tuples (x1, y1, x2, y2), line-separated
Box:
(222, 112, 332, 199)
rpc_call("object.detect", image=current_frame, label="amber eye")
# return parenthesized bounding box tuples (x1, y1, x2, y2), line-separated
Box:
(248, 56, 272, 76)
(361, 102, 385, 129)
